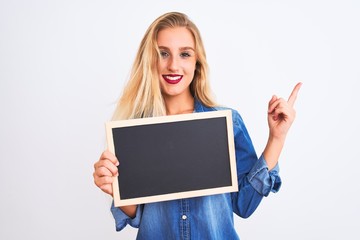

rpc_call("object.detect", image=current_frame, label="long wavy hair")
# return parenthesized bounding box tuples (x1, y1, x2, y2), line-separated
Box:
(112, 12, 216, 120)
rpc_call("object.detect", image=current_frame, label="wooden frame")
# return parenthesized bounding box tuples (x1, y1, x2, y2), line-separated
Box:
(106, 110, 238, 207)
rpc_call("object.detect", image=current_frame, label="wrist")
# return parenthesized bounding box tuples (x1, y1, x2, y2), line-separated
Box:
(263, 135, 286, 170)
(268, 131, 287, 143)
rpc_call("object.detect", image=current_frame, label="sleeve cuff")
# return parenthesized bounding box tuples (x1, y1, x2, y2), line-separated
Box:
(246, 155, 282, 196)
(110, 201, 141, 231)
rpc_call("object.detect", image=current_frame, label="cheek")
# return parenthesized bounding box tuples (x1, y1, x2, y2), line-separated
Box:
(185, 61, 197, 74)
(157, 61, 164, 72)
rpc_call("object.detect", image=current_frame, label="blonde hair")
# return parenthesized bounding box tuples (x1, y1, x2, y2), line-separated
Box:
(112, 12, 216, 120)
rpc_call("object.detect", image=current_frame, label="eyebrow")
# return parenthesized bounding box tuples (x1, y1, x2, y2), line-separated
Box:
(158, 46, 195, 52)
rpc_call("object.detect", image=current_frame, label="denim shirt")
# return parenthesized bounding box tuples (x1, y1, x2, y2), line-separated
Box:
(111, 99, 282, 240)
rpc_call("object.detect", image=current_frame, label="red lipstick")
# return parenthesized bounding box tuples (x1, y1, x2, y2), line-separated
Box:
(162, 74, 183, 84)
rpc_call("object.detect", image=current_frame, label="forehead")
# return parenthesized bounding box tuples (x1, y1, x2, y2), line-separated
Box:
(157, 27, 195, 49)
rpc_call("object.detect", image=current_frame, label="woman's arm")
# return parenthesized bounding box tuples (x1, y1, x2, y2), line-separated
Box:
(231, 83, 301, 217)
(263, 82, 302, 170)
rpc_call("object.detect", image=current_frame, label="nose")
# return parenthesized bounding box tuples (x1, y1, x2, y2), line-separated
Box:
(167, 56, 179, 72)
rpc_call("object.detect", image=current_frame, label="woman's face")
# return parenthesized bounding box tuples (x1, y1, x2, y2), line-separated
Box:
(157, 27, 197, 99)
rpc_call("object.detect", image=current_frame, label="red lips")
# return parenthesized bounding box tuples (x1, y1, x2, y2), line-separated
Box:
(162, 74, 183, 84)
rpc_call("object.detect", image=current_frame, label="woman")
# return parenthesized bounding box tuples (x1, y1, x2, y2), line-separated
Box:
(93, 12, 301, 239)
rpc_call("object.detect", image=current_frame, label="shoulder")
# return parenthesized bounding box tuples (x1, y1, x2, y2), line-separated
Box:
(216, 106, 245, 131)
(194, 100, 244, 129)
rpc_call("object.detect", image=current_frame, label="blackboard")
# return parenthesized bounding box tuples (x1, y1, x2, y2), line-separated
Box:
(106, 110, 238, 207)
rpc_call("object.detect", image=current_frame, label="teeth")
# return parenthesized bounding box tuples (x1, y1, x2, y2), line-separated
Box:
(166, 75, 181, 81)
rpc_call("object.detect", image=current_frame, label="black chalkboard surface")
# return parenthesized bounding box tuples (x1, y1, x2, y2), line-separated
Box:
(106, 110, 237, 207)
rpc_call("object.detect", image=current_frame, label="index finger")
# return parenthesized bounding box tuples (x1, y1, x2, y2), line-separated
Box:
(287, 82, 302, 106)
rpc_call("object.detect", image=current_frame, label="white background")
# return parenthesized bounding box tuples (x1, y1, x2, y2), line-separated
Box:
(1, 0, 359, 239)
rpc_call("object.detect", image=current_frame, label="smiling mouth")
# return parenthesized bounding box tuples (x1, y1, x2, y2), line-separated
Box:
(162, 74, 183, 84)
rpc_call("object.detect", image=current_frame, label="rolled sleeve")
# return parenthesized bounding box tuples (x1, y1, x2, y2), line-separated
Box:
(247, 154, 282, 196)
(110, 202, 142, 231)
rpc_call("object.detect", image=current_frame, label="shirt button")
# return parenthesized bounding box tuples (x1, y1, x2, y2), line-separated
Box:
(182, 215, 187, 220)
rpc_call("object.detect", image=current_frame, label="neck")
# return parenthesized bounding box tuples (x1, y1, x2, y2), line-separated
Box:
(164, 93, 194, 115)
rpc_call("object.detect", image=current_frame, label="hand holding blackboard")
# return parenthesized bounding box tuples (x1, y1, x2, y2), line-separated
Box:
(93, 150, 119, 196)
(106, 110, 238, 207)
(93, 150, 138, 217)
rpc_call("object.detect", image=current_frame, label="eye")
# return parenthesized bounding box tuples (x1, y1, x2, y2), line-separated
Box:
(180, 52, 191, 58)
(160, 51, 169, 58)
